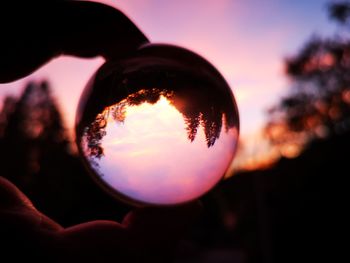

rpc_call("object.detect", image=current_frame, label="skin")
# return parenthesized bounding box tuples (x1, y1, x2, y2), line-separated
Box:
(0, 1, 202, 262)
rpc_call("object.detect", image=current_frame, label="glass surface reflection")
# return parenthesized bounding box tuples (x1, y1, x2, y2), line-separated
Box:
(76, 44, 239, 205)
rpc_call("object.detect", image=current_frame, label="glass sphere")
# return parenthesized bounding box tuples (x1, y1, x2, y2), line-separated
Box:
(76, 44, 239, 206)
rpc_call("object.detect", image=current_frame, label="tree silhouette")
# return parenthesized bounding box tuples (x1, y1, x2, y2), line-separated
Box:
(0, 81, 69, 182)
(0, 81, 131, 226)
(81, 81, 237, 161)
(329, 1, 350, 25)
(0, 81, 78, 223)
(265, 1, 350, 153)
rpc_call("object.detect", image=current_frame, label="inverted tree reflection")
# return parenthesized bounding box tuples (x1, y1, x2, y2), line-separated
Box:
(83, 86, 235, 160)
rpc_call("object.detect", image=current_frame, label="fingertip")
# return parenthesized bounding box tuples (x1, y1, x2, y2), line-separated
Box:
(124, 200, 203, 222)
(122, 200, 203, 239)
(0, 176, 63, 232)
(53, 1, 150, 59)
(0, 176, 34, 210)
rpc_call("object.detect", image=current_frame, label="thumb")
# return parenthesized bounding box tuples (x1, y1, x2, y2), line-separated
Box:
(0, 176, 35, 210)
(0, 1, 149, 83)
(0, 176, 62, 231)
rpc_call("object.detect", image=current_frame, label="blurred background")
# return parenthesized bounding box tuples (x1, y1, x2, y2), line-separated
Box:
(0, 0, 346, 262)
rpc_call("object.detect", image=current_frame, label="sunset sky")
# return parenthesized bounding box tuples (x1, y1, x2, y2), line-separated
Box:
(0, 0, 337, 169)
(81, 96, 237, 204)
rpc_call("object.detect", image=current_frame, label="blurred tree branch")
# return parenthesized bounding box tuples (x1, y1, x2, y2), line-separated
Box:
(265, 1, 350, 157)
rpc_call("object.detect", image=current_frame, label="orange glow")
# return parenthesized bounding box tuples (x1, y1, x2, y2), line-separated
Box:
(314, 125, 329, 138)
(280, 143, 301, 159)
(314, 100, 328, 114)
(303, 52, 335, 73)
(329, 106, 341, 120)
(267, 124, 286, 140)
(226, 131, 281, 173)
(342, 90, 350, 104)
(306, 116, 321, 129)
(319, 53, 335, 68)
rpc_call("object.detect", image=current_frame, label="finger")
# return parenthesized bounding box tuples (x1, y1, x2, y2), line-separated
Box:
(58, 202, 202, 261)
(124, 201, 203, 261)
(0, 1, 149, 83)
(62, 220, 126, 244)
(62, 220, 150, 262)
(0, 176, 35, 209)
(123, 201, 203, 245)
(61, 220, 129, 261)
(54, 1, 149, 59)
(0, 177, 62, 261)
(0, 176, 62, 231)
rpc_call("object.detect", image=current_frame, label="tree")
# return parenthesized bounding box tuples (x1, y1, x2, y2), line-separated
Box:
(0, 81, 132, 226)
(265, 1, 350, 157)
(0, 81, 69, 181)
(80, 73, 238, 161)
(0, 81, 77, 222)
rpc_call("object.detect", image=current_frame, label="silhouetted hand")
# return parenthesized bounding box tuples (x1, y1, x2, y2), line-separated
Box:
(0, 1, 148, 83)
(0, 177, 201, 262)
(0, 1, 202, 262)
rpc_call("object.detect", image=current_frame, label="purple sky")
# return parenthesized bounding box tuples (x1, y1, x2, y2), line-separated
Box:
(0, 0, 337, 169)
(82, 96, 237, 204)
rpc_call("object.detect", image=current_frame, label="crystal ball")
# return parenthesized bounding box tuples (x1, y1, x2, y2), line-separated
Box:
(76, 44, 239, 206)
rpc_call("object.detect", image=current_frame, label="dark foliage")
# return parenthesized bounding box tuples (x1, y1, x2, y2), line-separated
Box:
(266, 1, 350, 153)
(0, 81, 130, 226)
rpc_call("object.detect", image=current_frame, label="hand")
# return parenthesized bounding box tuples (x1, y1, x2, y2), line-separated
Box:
(0, 0, 149, 83)
(0, 1, 202, 262)
(0, 177, 201, 262)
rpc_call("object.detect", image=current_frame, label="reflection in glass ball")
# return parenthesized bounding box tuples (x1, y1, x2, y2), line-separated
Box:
(76, 44, 239, 206)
